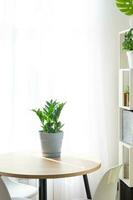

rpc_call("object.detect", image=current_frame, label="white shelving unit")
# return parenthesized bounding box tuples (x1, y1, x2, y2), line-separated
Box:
(119, 29, 133, 191)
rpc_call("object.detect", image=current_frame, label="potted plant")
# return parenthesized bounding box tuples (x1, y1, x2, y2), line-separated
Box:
(32, 99, 65, 158)
(122, 28, 133, 68)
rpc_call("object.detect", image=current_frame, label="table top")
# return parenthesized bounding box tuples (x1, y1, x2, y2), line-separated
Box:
(0, 152, 101, 179)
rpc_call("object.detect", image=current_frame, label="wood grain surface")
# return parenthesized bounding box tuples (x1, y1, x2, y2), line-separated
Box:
(0, 152, 101, 179)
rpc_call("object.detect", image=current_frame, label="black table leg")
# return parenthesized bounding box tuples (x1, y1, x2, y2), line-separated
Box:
(83, 174, 92, 199)
(39, 179, 47, 200)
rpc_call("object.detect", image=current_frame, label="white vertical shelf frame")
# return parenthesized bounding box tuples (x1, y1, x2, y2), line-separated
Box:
(119, 69, 133, 110)
(119, 142, 133, 187)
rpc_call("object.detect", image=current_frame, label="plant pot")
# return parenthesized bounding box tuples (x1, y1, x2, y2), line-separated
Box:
(127, 51, 133, 68)
(123, 92, 129, 107)
(39, 131, 64, 158)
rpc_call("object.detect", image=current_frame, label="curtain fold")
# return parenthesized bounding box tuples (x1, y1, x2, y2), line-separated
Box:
(0, 0, 129, 199)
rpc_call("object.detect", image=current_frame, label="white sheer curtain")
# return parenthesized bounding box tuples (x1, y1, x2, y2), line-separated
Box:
(0, 0, 129, 199)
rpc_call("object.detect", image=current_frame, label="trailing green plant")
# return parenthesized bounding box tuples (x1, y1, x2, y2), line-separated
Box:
(32, 99, 65, 133)
(122, 28, 133, 51)
(115, 0, 133, 16)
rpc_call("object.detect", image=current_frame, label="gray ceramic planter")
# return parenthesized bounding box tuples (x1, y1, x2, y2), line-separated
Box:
(39, 131, 64, 158)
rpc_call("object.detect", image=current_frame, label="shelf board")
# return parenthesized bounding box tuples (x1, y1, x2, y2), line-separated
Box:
(119, 29, 130, 35)
(120, 178, 131, 187)
(120, 177, 133, 187)
(119, 106, 133, 110)
(120, 68, 133, 72)
(120, 141, 133, 149)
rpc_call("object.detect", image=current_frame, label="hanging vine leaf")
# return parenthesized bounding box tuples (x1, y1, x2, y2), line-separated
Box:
(116, 0, 133, 16)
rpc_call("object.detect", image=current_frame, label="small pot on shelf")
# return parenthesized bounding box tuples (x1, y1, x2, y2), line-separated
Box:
(127, 51, 133, 68)
(123, 86, 129, 107)
(123, 92, 129, 107)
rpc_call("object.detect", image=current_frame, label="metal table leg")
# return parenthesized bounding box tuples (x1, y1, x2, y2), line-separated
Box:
(39, 179, 47, 200)
(39, 176, 91, 200)
(83, 174, 92, 199)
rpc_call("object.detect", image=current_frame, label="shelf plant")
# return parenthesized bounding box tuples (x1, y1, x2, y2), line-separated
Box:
(122, 28, 133, 51)
(32, 99, 66, 158)
(122, 28, 133, 68)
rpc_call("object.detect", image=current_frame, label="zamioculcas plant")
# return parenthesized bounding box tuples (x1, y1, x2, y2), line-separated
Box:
(115, 0, 133, 16)
(32, 99, 65, 133)
(32, 99, 66, 158)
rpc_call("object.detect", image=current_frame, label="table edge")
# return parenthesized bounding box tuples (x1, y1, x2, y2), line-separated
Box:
(0, 163, 101, 179)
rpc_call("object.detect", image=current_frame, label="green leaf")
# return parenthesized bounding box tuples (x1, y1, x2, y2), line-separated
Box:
(32, 99, 66, 133)
(122, 28, 133, 51)
(115, 0, 133, 16)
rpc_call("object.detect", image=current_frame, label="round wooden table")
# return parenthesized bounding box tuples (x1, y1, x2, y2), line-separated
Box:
(0, 152, 101, 200)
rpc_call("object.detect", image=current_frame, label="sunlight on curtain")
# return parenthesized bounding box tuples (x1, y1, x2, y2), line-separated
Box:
(0, 0, 129, 199)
